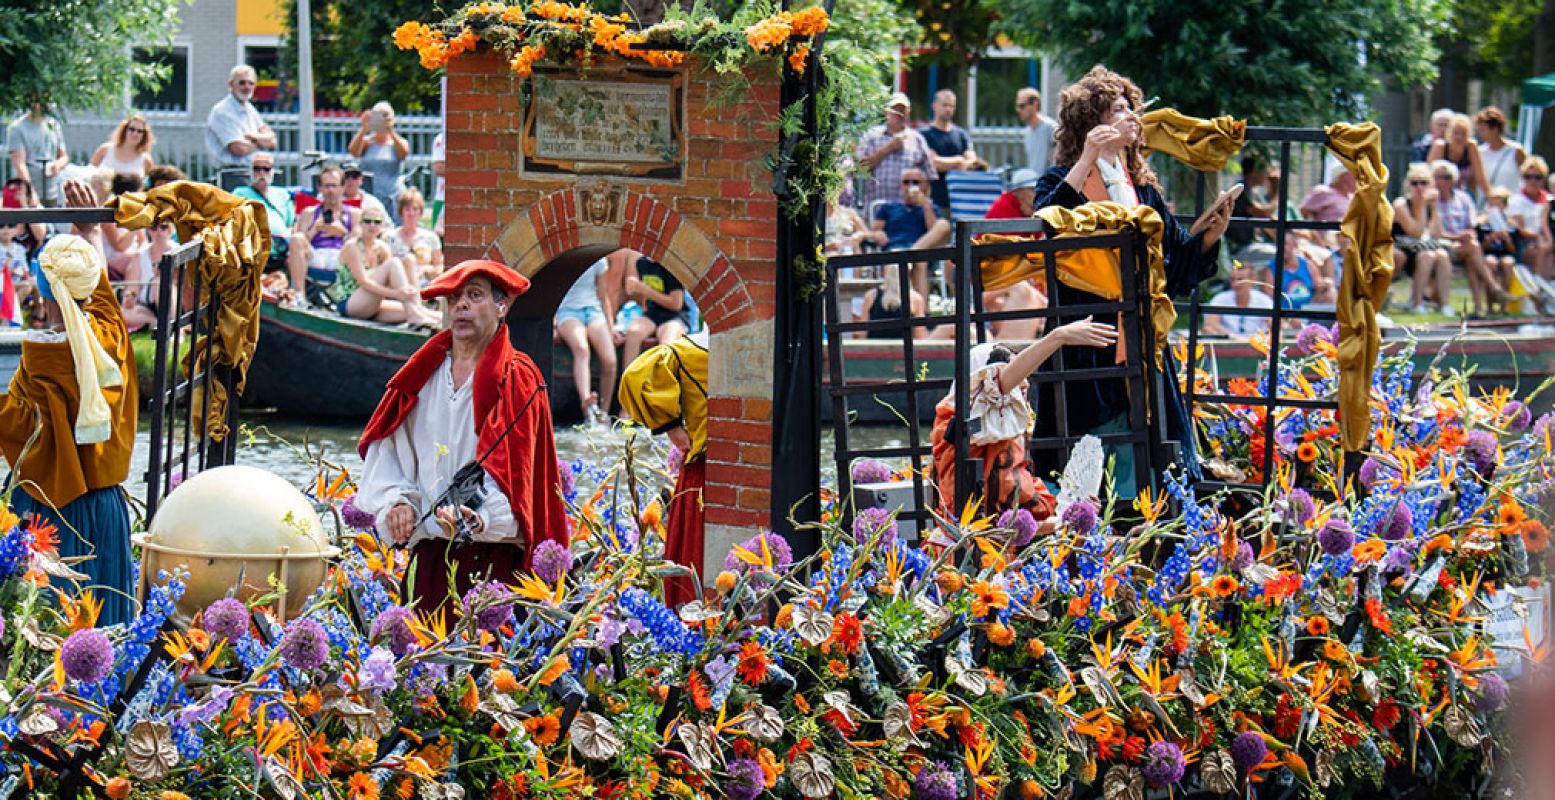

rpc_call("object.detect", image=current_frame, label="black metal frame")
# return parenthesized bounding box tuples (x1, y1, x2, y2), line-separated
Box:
(825, 217, 1160, 532)
(1176, 127, 1344, 493)
(0, 207, 241, 520)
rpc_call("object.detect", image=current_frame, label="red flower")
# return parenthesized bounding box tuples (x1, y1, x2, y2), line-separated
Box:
(1272, 694, 1302, 740)
(1122, 736, 1147, 763)
(1372, 699, 1401, 731)
(1364, 597, 1394, 635)
(737, 640, 771, 685)
(688, 671, 712, 711)
(827, 612, 863, 655)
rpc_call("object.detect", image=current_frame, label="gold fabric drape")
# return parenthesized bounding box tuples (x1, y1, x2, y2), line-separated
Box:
(1139, 109, 1247, 172)
(1027, 202, 1174, 368)
(109, 181, 269, 441)
(1324, 123, 1393, 453)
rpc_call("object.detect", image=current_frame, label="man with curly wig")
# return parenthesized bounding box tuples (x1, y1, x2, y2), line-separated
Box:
(1029, 66, 1233, 497)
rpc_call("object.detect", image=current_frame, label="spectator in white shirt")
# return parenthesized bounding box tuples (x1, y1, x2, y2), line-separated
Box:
(1202, 262, 1274, 337)
(205, 65, 277, 168)
(1509, 156, 1552, 278)
(1016, 87, 1057, 172)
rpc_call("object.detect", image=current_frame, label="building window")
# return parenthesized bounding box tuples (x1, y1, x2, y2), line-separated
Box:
(132, 46, 191, 114)
(241, 42, 287, 113)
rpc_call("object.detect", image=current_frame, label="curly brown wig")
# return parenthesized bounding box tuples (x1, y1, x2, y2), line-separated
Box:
(1052, 65, 1157, 190)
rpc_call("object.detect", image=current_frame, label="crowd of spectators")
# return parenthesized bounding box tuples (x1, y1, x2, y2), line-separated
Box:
(2, 63, 447, 334)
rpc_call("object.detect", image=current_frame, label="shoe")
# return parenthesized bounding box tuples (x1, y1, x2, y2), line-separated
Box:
(1438, 304, 1457, 318)
(1410, 304, 1430, 315)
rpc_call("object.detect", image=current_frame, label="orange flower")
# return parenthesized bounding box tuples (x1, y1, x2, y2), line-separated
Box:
(1521, 520, 1550, 553)
(1296, 442, 1319, 463)
(788, 6, 830, 36)
(524, 710, 562, 746)
(745, 15, 794, 52)
(1422, 533, 1455, 556)
(1211, 575, 1240, 597)
(688, 671, 712, 711)
(970, 580, 1010, 617)
(537, 655, 569, 687)
(105, 777, 131, 800)
(509, 44, 546, 78)
(348, 772, 380, 800)
(1322, 639, 1349, 662)
(985, 622, 1015, 647)
(737, 640, 771, 685)
(1306, 615, 1330, 636)
(787, 44, 811, 73)
(1026, 639, 1047, 660)
(1364, 597, 1394, 634)
(492, 668, 520, 693)
(827, 612, 863, 655)
(1353, 538, 1387, 563)
(715, 570, 738, 594)
(827, 659, 849, 679)
(936, 571, 964, 593)
(393, 21, 433, 51)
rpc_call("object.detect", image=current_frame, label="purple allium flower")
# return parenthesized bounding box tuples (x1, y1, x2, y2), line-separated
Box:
(1476, 672, 1509, 714)
(851, 458, 894, 485)
(370, 606, 417, 656)
(1231, 731, 1268, 770)
(1284, 488, 1316, 527)
(1296, 323, 1334, 355)
(667, 444, 685, 477)
(279, 618, 329, 671)
(912, 761, 959, 800)
(1142, 740, 1186, 788)
(1462, 430, 1498, 477)
(1000, 507, 1039, 547)
(0, 613, 6, 642)
(1061, 500, 1098, 534)
(60, 629, 113, 684)
(462, 581, 515, 632)
(1535, 413, 1555, 444)
(358, 647, 397, 694)
(1382, 546, 1415, 575)
(1383, 503, 1413, 541)
(1358, 457, 1382, 490)
(204, 597, 250, 642)
(853, 507, 898, 550)
(1232, 540, 1255, 572)
(1317, 519, 1355, 556)
(725, 757, 765, 800)
(1503, 401, 1532, 432)
(532, 539, 573, 583)
(723, 532, 794, 575)
(556, 456, 576, 498)
(340, 499, 376, 531)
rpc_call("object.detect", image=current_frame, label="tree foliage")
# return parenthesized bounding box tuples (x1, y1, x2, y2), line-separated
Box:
(1445, 0, 1543, 89)
(279, 0, 444, 113)
(0, 0, 183, 113)
(993, 0, 1449, 125)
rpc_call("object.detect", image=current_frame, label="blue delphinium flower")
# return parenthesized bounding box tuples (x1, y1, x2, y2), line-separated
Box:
(618, 587, 703, 656)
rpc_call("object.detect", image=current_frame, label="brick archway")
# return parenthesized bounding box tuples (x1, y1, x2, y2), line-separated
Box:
(438, 52, 785, 574)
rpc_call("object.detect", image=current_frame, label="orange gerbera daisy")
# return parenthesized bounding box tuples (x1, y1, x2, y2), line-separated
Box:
(827, 612, 863, 655)
(1353, 538, 1387, 563)
(1306, 615, 1330, 636)
(970, 580, 1010, 618)
(348, 771, 380, 800)
(737, 640, 771, 685)
(524, 710, 562, 746)
(1211, 575, 1240, 597)
(1521, 520, 1550, 553)
(1296, 442, 1319, 463)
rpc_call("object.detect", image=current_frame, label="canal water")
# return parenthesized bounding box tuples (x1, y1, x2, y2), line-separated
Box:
(127, 411, 926, 505)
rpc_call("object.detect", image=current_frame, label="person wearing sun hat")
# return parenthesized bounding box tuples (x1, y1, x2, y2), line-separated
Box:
(855, 91, 937, 214)
(985, 168, 1041, 220)
(357, 259, 569, 615)
(0, 234, 137, 627)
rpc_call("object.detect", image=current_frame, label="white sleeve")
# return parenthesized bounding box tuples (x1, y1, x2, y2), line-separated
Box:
(358, 432, 424, 542)
(473, 468, 518, 542)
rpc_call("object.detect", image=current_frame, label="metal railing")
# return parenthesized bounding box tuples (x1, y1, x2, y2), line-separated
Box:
(1176, 127, 1346, 494)
(825, 217, 1161, 533)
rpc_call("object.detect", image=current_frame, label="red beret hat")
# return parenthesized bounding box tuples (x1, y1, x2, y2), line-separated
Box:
(420, 259, 531, 302)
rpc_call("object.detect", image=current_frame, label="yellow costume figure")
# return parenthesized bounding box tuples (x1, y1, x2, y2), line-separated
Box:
(0, 236, 138, 626)
(618, 330, 708, 605)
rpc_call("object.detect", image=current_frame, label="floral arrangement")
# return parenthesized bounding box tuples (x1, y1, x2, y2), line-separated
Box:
(0, 342, 1546, 799)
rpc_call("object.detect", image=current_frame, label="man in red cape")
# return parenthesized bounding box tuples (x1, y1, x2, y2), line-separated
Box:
(356, 260, 568, 616)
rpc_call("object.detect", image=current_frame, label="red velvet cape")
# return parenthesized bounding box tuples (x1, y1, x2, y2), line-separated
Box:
(358, 325, 568, 565)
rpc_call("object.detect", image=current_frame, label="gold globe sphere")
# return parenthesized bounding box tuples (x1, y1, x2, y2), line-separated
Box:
(137, 465, 339, 620)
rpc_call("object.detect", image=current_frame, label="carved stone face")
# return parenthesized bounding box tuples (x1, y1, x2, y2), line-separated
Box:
(585, 186, 612, 226)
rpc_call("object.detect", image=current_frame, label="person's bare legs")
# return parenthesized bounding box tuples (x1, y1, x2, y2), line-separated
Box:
(656, 319, 688, 347)
(557, 317, 596, 415)
(388, 256, 440, 325)
(587, 318, 619, 414)
(1410, 251, 1435, 308)
(287, 234, 312, 295)
(910, 262, 930, 301)
(913, 219, 953, 298)
(622, 315, 656, 370)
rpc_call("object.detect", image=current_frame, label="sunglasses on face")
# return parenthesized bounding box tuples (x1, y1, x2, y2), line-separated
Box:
(1526, 174, 1545, 180)
(362, 219, 386, 225)
(251, 165, 273, 173)
(1409, 180, 1429, 186)
(127, 126, 146, 134)
(901, 179, 923, 186)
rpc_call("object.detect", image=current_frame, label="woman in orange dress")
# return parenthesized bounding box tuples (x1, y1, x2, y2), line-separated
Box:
(931, 316, 1117, 520)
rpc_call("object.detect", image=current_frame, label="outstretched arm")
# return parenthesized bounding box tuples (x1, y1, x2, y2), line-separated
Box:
(998, 315, 1117, 395)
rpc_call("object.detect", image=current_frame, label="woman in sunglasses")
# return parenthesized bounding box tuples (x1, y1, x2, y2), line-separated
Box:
(1392, 162, 1452, 315)
(1508, 156, 1552, 278)
(331, 212, 441, 328)
(89, 113, 155, 182)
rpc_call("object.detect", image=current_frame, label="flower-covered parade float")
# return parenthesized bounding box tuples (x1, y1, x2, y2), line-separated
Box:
(0, 329, 1546, 799)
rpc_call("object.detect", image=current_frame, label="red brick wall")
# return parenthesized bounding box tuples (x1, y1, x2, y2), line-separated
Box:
(443, 52, 781, 570)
